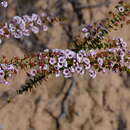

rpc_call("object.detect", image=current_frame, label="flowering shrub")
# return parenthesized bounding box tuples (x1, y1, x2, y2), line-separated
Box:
(0, 1, 129, 95)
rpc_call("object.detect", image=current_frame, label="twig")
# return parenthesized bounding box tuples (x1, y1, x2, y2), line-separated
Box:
(77, 0, 111, 10)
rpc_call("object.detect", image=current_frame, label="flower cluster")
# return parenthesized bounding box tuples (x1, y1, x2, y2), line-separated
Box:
(0, 1, 129, 90)
(0, 0, 8, 8)
(0, 63, 17, 84)
(13, 45, 130, 79)
(0, 35, 129, 85)
(78, 1, 130, 50)
(0, 12, 61, 43)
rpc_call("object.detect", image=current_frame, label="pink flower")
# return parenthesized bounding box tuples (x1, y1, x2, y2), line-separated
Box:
(89, 69, 96, 78)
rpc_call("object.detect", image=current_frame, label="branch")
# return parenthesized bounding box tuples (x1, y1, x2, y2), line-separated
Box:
(58, 78, 77, 119)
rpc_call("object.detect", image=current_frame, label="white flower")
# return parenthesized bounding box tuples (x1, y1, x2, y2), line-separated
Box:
(97, 57, 103, 66)
(43, 64, 48, 70)
(0, 64, 7, 70)
(58, 56, 66, 63)
(89, 50, 97, 56)
(47, 16, 51, 22)
(84, 32, 90, 38)
(70, 66, 75, 73)
(63, 69, 72, 78)
(0, 69, 5, 79)
(65, 49, 74, 59)
(82, 27, 88, 33)
(57, 62, 63, 69)
(41, 12, 47, 17)
(55, 70, 61, 77)
(29, 69, 37, 76)
(7, 64, 15, 70)
(85, 63, 91, 70)
(108, 48, 118, 53)
(102, 68, 106, 73)
(79, 50, 86, 56)
(118, 6, 125, 12)
(19, 22, 26, 31)
(89, 69, 96, 78)
(23, 15, 32, 23)
(36, 18, 42, 25)
(121, 42, 127, 48)
(0, 28, 4, 35)
(13, 16, 22, 24)
(64, 61, 68, 67)
(77, 52, 83, 63)
(32, 13, 38, 21)
(23, 29, 30, 36)
(49, 57, 56, 65)
(13, 32, 23, 39)
(83, 57, 90, 64)
(0, 39, 2, 44)
(75, 66, 84, 75)
(31, 26, 39, 34)
(43, 25, 48, 31)
(128, 64, 130, 69)
(9, 27, 16, 32)
(44, 49, 49, 53)
(67, 51, 76, 59)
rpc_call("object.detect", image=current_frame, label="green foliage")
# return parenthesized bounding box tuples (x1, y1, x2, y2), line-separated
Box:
(17, 73, 45, 95)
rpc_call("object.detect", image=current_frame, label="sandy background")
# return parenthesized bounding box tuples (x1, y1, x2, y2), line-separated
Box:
(0, 0, 130, 130)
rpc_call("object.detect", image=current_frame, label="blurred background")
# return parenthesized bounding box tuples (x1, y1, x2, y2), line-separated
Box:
(0, 0, 130, 130)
